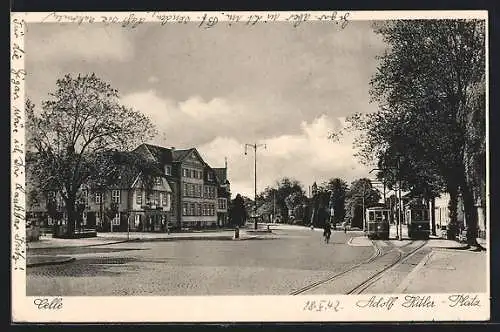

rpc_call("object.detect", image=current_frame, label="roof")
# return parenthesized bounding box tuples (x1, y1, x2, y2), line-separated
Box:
(172, 149, 193, 161)
(109, 164, 140, 189)
(139, 144, 199, 164)
(141, 144, 173, 164)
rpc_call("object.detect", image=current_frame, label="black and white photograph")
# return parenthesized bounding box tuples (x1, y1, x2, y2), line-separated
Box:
(11, 11, 489, 322)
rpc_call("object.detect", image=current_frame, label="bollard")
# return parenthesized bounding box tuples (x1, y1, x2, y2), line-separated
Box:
(233, 227, 240, 240)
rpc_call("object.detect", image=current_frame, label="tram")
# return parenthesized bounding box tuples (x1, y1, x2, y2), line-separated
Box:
(405, 205, 431, 239)
(365, 206, 390, 240)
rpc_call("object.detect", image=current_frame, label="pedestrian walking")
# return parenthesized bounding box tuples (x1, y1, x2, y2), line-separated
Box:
(323, 222, 332, 244)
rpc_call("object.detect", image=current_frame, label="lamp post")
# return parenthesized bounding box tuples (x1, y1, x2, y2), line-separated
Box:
(244, 143, 267, 230)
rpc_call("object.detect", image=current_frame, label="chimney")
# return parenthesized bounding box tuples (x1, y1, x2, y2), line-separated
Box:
(224, 156, 228, 169)
(171, 146, 175, 151)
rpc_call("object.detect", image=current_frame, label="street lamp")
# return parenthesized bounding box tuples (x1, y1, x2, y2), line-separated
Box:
(244, 143, 267, 230)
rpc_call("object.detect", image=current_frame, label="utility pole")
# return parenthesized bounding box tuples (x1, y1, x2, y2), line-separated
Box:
(245, 143, 266, 230)
(362, 183, 366, 232)
(396, 158, 402, 241)
(273, 191, 276, 223)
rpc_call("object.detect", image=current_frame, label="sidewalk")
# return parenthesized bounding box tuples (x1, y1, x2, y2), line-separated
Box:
(395, 239, 487, 293)
(28, 229, 275, 250)
(27, 255, 75, 267)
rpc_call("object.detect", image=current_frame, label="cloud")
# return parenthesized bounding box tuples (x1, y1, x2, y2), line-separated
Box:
(121, 90, 306, 147)
(26, 24, 134, 63)
(147, 76, 159, 84)
(197, 115, 371, 198)
(121, 90, 372, 197)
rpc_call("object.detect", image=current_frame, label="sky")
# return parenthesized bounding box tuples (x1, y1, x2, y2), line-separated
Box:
(25, 20, 387, 198)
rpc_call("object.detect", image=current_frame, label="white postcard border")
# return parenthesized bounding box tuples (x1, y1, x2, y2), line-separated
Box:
(11, 10, 490, 323)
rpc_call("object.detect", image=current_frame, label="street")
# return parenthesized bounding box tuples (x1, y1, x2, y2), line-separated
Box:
(27, 227, 375, 296)
(26, 225, 486, 296)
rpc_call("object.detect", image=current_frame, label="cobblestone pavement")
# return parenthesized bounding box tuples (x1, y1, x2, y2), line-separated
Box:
(27, 228, 374, 296)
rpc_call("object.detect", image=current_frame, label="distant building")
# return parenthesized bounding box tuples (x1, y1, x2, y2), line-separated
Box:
(26, 143, 231, 232)
(433, 192, 486, 239)
(214, 163, 231, 227)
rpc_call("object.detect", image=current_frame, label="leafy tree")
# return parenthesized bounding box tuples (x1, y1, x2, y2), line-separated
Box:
(333, 20, 485, 245)
(285, 191, 308, 222)
(255, 178, 306, 224)
(345, 178, 381, 229)
(322, 178, 349, 225)
(229, 194, 248, 227)
(26, 73, 157, 236)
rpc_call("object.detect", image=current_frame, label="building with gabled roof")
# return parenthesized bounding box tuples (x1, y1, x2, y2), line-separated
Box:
(133, 143, 230, 229)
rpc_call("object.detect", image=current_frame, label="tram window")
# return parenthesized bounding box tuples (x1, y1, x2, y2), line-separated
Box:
(423, 210, 429, 220)
(368, 211, 374, 221)
(383, 211, 389, 220)
(412, 210, 423, 221)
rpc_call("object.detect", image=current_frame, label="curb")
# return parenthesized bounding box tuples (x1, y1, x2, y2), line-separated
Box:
(27, 239, 132, 251)
(27, 257, 76, 268)
(31, 234, 279, 249)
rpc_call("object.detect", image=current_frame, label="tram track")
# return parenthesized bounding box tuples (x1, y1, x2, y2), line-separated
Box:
(289, 239, 427, 296)
(346, 240, 428, 295)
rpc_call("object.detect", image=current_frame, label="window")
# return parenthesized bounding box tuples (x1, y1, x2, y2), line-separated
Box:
(218, 198, 226, 210)
(183, 203, 188, 216)
(165, 165, 172, 176)
(189, 203, 195, 216)
(161, 192, 168, 206)
(81, 190, 88, 206)
(155, 177, 162, 186)
(153, 191, 160, 206)
(112, 212, 121, 226)
(203, 204, 208, 216)
(136, 190, 143, 205)
(95, 192, 102, 204)
(112, 190, 121, 204)
(189, 184, 195, 197)
(183, 168, 190, 178)
(183, 183, 188, 197)
(197, 203, 202, 216)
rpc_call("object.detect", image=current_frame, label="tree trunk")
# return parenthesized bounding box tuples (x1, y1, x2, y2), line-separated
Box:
(65, 197, 76, 236)
(461, 183, 479, 246)
(448, 187, 459, 240)
(430, 197, 436, 236)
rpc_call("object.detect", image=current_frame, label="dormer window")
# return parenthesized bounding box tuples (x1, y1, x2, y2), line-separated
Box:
(165, 165, 172, 176)
(155, 177, 163, 186)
